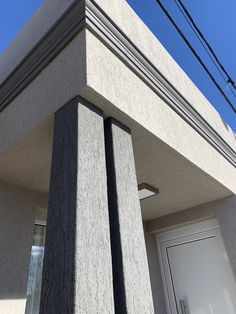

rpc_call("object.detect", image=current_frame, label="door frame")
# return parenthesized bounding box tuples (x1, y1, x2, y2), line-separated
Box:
(155, 218, 230, 314)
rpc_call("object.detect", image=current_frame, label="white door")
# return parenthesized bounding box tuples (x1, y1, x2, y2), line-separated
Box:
(157, 219, 236, 314)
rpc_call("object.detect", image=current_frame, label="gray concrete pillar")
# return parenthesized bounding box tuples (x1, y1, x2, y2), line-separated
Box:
(104, 118, 154, 314)
(40, 97, 114, 314)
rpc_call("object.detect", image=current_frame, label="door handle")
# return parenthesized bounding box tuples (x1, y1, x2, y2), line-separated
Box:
(180, 299, 187, 314)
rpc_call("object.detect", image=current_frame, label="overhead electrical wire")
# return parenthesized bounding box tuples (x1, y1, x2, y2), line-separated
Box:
(175, 0, 236, 90)
(174, 0, 236, 99)
(155, 0, 236, 114)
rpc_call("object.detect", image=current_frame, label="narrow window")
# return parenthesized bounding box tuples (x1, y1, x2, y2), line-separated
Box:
(25, 224, 46, 314)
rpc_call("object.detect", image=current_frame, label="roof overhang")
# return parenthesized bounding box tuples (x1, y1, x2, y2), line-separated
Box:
(0, 0, 235, 215)
(0, 0, 235, 168)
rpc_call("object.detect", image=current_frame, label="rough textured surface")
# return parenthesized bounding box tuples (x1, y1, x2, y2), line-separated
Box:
(105, 118, 154, 313)
(0, 30, 86, 155)
(144, 224, 167, 314)
(1, 0, 235, 148)
(90, 0, 236, 148)
(0, 16, 235, 199)
(0, 111, 232, 221)
(85, 30, 236, 194)
(0, 180, 48, 314)
(0, 117, 53, 193)
(40, 97, 114, 313)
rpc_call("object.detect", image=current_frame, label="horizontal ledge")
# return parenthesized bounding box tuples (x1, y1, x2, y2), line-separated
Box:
(0, 0, 235, 167)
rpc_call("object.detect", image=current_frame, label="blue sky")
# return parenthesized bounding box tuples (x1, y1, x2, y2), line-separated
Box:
(0, 1, 43, 52)
(127, 0, 236, 133)
(1, 0, 235, 132)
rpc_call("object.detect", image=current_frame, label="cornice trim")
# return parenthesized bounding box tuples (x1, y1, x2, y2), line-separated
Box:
(0, 0, 235, 167)
(85, 0, 236, 167)
(0, 1, 85, 112)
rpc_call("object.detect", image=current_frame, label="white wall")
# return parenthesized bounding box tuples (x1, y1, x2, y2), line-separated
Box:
(0, 30, 86, 155)
(89, 0, 236, 149)
(85, 29, 236, 194)
(0, 180, 47, 314)
(1, 0, 235, 148)
(0, 2, 235, 196)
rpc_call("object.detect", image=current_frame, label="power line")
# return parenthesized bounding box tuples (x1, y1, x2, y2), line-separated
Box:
(175, 0, 236, 90)
(174, 0, 236, 99)
(155, 0, 236, 114)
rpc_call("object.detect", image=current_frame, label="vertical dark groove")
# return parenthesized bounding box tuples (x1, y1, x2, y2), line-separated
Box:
(104, 118, 127, 314)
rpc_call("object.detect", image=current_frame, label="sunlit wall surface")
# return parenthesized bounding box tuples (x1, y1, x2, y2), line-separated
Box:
(25, 224, 46, 314)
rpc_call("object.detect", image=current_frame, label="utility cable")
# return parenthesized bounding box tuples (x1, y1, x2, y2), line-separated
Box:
(174, 0, 236, 99)
(155, 0, 236, 113)
(176, 0, 236, 90)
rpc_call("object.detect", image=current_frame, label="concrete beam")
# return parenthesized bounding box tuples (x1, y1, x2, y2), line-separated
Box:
(39, 97, 114, 314)
(104, 118, 154, 314)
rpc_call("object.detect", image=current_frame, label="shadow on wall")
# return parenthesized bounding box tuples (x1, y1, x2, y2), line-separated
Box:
(144, 195, 236, 314)
(144, 223, 167, 314)
(146, 195, 236, 279)
(0, 179, 48, 314)
(216, 195, 236, 277)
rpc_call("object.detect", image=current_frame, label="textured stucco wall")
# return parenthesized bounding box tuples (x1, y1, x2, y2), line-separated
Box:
(105, 119, 154, 313)
(1, 0, 235, 148)
(0, 30, 86, 155)
(146, 196, 236, 277)
(90, 0, 236, 148)
(85, 29, 236, 194)
(0, 3, 235, 198)
(0, 1, 234, 196)
(40, 98, 114, 313)
(0, 180, 48, 314)
(144, 224, 167, 314)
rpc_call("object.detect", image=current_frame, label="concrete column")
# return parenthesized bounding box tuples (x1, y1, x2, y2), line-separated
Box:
(40, 97, 114, 314)
(104, 118, 154, 314)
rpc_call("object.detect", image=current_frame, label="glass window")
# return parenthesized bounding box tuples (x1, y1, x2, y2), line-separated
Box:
(25, 224, 46, 314)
